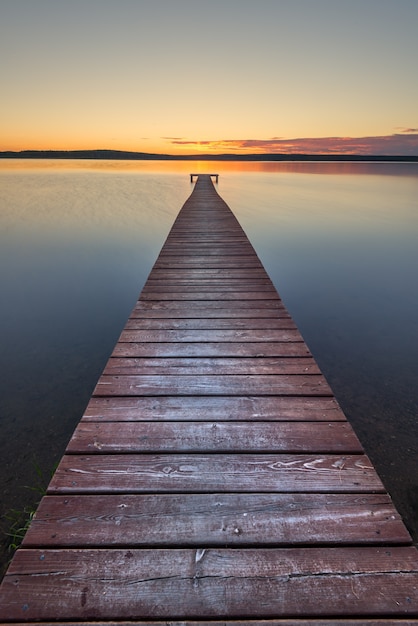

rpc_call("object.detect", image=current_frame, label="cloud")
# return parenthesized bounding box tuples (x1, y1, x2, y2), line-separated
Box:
(396, 126, 418, 133)
(169, 134, 418, 155)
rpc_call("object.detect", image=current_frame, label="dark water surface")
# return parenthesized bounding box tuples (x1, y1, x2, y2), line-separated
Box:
(1, 159, 417, 574)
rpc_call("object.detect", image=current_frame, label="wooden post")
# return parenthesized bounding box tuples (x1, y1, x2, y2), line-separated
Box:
(190, 174, 219, 183)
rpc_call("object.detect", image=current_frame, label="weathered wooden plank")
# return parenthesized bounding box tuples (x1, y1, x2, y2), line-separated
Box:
(157, 242, 252, 247)
(154, 256, 265, 268)
(133, 299, 286, 311)
(131, 306, 289, 319)
(164, 224, 247, 229)
(82, 396, 346, 422)
(141, 281, 276, 290)
(118, 329, 303, 343)
(93, 373, 331, 396)
(164, 228, 245, 233)
(139, 291, 281, 301)
(161, 246, 258, 251)
(163, 233, 247, 238)
(155, 257, 261, 267)
(143, 280, 274, 288)
(47, 453, 384, 494)
(160, 231, 250, 237)
(164, 224, 245, 229)
(153, 274, 274, 283)
(147, 269, 271, 279)
(2, 548, 417, 620)
(160, 220, 251, 227)
(66, 422, 362, 454)
(163, 241, 252, 246)
(161, 229, 248, 234)
(22, 493, 411, 547)
(111, 342, 311, 358)
(5, 621, 418, 625)
(125, 318, 296, 330)
(103, 356, 319, 375)
(158, 247, 258, 256)
(164, 238, 247, 243)
(162, 233, 253, 238)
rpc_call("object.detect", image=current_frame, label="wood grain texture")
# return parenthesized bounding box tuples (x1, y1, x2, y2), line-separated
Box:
(111, 342, 311, 357)
(93, 373, 332, 397)
(124, 317, 296, 329)
(23, 493, 410, 547)
(1, 548, 417, 620)
(47, 453, 384, 494)
(118, 328, 304, 342)
(66, 421, 362, 453)
(154, 255, 265, 267)
(141, 283, 278, 292)
(103, 356, 319, 375)
(5, 622, 418, 626)
(139, 291, 281, 300)
(82, 396, 346, 422)
(132, 300, 287, 314)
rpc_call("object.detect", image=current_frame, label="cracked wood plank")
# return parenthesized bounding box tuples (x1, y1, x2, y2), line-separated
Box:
(1, 547, 417, 620)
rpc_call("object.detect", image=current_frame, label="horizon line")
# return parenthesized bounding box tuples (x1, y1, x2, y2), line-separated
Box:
(1, 149, 417, 161)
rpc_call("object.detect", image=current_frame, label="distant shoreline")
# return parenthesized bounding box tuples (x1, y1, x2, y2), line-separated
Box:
(0, 149, 417, 162)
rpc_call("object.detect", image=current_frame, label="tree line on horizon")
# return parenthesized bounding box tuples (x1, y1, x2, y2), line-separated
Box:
(0, 149, 417, 162)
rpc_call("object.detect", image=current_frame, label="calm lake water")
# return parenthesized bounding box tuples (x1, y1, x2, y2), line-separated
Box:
(1, 159, 417, 571)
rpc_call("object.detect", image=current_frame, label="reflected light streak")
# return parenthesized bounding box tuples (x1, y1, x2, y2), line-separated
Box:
(2, 159, 417, 179)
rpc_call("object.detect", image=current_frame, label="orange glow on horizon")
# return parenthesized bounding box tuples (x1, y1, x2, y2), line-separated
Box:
(2, 132, 418, 157)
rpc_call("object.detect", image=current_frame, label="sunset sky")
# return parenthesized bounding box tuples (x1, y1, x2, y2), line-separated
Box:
(1, 0, 418, 156)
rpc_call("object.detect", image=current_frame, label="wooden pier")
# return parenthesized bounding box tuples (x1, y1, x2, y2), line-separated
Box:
(1, 174, 417, 622)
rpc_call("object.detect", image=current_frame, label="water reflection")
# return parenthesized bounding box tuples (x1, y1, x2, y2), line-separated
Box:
(2, 157, 418, 177)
